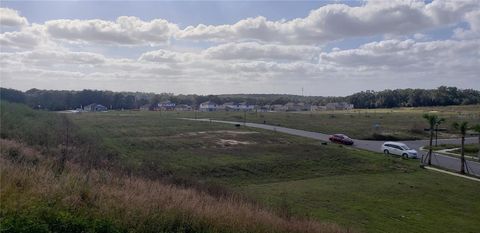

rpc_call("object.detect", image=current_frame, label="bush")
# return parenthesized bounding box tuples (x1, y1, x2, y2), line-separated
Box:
(0, 206, 123, 233)
(0, 214, 49, 233)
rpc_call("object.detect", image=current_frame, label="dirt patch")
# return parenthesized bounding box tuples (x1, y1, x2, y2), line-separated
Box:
(180, 130, 258, 137)
(169, 130, 259, 148)
(216, 139, 256, 147)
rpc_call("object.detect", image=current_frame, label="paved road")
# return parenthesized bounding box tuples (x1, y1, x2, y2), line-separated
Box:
(182, 118, 480, 176)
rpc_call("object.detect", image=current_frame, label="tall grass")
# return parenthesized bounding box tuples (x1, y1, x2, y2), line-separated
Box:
(0, 102, 350, 232)
(0, 139, 349, 233)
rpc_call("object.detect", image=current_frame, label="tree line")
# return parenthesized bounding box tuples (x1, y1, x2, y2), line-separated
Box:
(0, 86, 479, 111)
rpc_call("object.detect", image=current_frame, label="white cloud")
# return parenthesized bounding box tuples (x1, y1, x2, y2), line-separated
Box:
(453, 10, 480, 39)
(1, 1, 479, 95)
(319, 39, 480, 75)
(178, 0, 479, 44)
(6, 1, 476, 47)
(138, 49, 197, 63)
(203, 42, 321, 61)
(0, 8, 28, 27)
(0, 24, 57, 51)
(45, 16, 179, 45)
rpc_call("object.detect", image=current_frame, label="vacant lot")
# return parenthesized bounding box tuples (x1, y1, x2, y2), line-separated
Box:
(69, 110, 480, 233)
(179, 105, 480, 140)
(1, 102, 347, 233)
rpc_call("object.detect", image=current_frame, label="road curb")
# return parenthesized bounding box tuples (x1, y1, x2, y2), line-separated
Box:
(419, 147, 478, 161)
(422, 166, 480, 182)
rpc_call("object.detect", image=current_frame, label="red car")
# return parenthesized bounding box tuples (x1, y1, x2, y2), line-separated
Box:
(329, 134, 354, 145)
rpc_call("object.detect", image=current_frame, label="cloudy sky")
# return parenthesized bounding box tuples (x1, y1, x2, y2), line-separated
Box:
(1, 0, 479, 96)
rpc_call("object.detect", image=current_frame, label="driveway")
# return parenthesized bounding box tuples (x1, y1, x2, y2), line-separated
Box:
(181, 118, 480, 176)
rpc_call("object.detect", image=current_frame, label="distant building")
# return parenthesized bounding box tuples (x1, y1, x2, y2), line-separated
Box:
(175, 104, 192, 111)
(218, 102, 234, 111)
(285, 102, 310, 111)
(157, 101, 176, 111)
(271, 104, 287, 112)
(223, 102, 255, 111)
(310, 105, 327, 111)
(84, 103, 108, 112)
(259, 105, 272, 112)
(199, 101, 218, 112)
(325, 102, 354, 110)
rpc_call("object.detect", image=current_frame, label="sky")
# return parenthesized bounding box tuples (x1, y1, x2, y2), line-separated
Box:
(0, 0, 479, 96)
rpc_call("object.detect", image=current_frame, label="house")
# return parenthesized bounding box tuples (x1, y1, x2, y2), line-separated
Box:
(237, 102, 256, 111)
(310, 105, 327, 111)
(259, 105, 272, 112)
(325, 102, 354, 110)
(175, 104, 192, 111)
(223, 102, 255, 111)
(157, 101, 176, 111)
(285, 102, 310, 111)
(219, 102, 234, 111)
(271, 104, 287, 112)
(199, 101, 218, 112)
(84, 103, 108, 112)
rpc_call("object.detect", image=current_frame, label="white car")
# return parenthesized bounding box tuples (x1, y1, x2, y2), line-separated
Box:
(381, 142, 418, 159)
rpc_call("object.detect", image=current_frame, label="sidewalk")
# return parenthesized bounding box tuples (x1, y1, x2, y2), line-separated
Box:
(423, 166, 480, 182)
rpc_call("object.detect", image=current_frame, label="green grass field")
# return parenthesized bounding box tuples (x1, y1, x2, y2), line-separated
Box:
(67, 110, 480, 233)
(174, 105, 480, 140)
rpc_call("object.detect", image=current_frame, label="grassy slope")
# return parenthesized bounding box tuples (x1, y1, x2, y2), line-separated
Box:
(1, 140, 344, 233)
(176, 105, 480, 140)
(0, 102, 347, 233)
(69, 110, 480, 233)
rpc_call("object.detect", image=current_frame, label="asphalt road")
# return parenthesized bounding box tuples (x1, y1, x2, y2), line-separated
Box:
(182, 118, 480, 177)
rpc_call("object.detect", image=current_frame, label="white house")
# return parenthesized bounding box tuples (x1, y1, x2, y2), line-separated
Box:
(84, 103, 108, 112)
(199, 101, 218, 112)
(220, 102, 255, 111)
(158, 101, 176, 111)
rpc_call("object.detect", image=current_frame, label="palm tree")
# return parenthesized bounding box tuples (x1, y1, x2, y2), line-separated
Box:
(452, 121, 468, 174)
(423, 114, 442, 165)
(473, 124, 480, 161)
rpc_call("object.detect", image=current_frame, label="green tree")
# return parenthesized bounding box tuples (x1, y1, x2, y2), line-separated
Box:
(452, 121, 469, 174)
(423, 114, 443, 165)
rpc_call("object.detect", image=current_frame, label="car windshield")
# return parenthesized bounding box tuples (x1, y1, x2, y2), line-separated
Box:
(400, 145, 410, 150)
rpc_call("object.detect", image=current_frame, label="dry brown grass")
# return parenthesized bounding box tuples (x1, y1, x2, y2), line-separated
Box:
(0, 139, 351, 233)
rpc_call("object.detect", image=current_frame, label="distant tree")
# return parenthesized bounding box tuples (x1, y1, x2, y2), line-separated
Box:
(452, 121, 469, 174)
(2, 86, 480, 111)
(0, 88, 25, 103)
(423, 114, 443, 166)
(124, 95, 136, 109)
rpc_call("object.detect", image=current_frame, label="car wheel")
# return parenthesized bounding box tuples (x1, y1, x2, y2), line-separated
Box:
(384, 149, 389, 155)
(402, 153, 408, 158)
